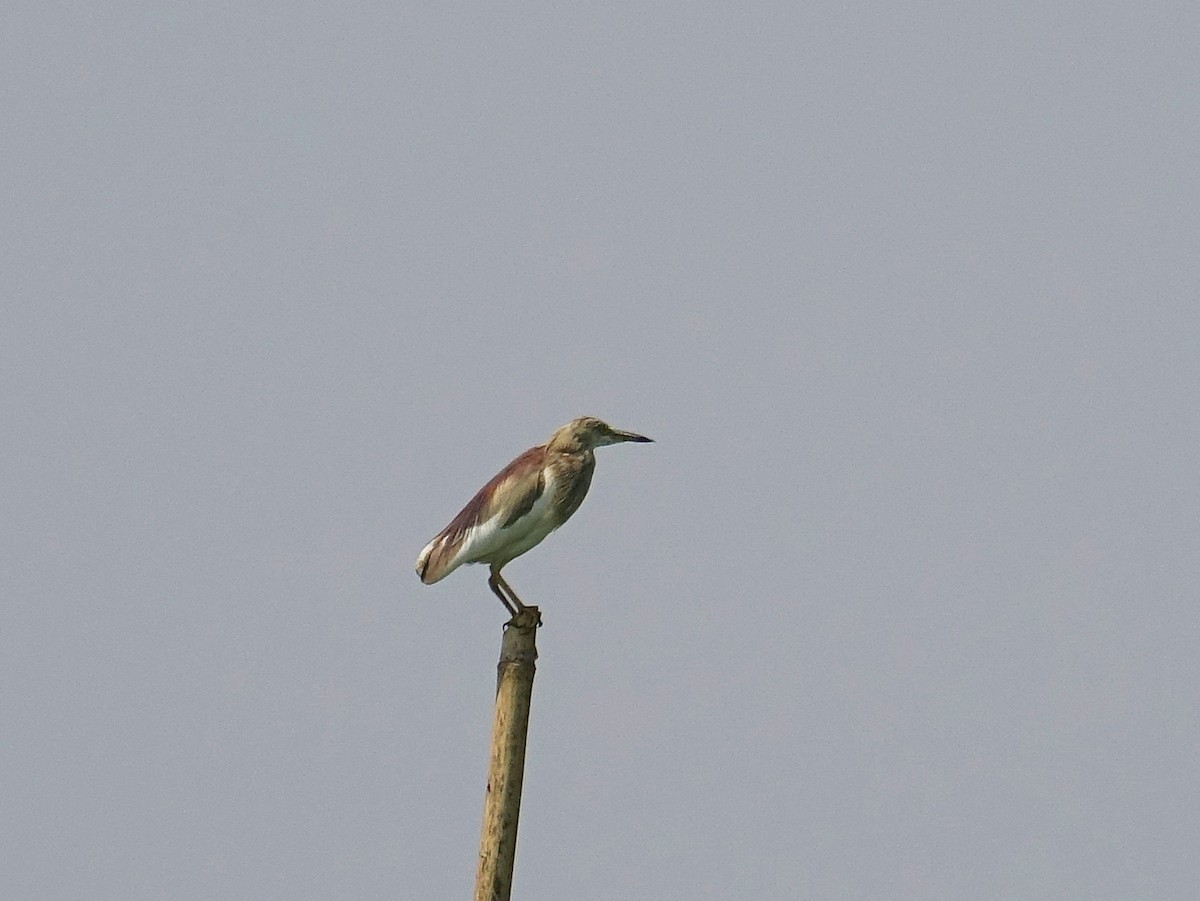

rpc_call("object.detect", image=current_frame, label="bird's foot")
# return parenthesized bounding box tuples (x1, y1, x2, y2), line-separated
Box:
(505, 606, 542, 630)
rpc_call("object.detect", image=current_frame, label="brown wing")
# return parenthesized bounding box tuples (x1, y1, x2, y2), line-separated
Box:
(500, 463, 545, 528)
(417, 445, 546, 582)
(443, 445, 546, 541)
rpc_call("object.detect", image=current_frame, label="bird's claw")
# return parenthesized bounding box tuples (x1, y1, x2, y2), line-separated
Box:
(505, 606, 542, 630)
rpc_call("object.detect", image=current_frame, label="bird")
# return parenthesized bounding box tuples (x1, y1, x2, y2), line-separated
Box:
(416, 416, 653, 616)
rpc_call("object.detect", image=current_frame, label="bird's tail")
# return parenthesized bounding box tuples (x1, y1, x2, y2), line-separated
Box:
(415, 537, 455, 584)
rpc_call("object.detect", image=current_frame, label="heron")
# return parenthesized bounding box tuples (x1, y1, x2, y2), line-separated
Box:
(416, 416, 653, 616)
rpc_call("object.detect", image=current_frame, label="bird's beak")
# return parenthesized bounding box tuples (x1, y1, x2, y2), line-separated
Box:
(608, 428, 653, 444)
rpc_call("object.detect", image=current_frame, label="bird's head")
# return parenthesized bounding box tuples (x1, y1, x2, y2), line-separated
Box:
(550, 416, 654, 452)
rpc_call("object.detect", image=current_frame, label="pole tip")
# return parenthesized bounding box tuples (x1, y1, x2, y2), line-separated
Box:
(505, 606, 542, 630)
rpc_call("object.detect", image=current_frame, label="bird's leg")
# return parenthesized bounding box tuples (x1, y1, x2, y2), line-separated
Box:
(493, 570, 528, 611)
(487, 569, 520, 617)
(489, 566, 529, 612)
(490, 567, 544, 628)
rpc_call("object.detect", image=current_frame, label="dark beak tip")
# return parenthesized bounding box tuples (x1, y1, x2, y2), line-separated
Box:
(611, 429, 653, 444)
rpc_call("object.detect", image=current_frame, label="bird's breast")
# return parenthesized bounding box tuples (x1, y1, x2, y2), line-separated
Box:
(549, 454, 595, 524)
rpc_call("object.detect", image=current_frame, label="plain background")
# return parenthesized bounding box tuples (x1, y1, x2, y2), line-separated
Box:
(4, 3, 1198, 899)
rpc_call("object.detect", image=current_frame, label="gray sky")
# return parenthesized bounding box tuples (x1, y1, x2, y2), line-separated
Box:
(4, 3, 1199, 899)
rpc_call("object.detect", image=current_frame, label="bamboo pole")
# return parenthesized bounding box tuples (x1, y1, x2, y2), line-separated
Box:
(473, 606, 541, 901)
